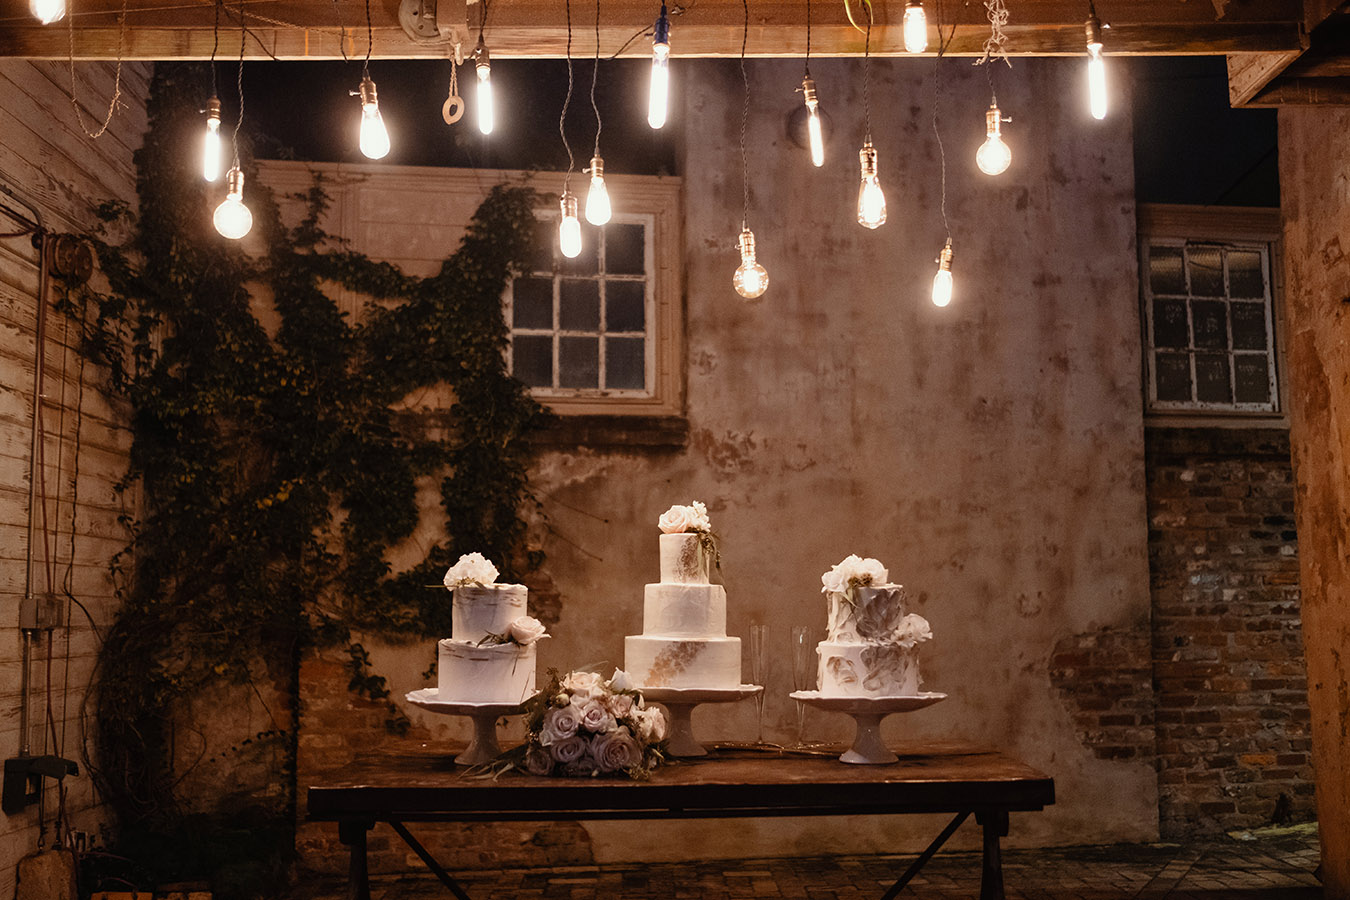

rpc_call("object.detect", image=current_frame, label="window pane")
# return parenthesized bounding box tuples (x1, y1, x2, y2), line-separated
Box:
(1155, 352, 1192, 403)
(512, 335, 552, 387)
(1152, 298, 1189, 349)
(559, 336, 599, 388)
(1188, 246, 1224, 296)
(1192, 300, 1228, 350)
(607, 224, 646, 275)
(528, 220, 554, 273)
(1234, 354, 1272, 404)
(1149, 245, 1185, 295)
(1230, 302, 1269, 351)
(512, 278, 553, 330)
(560, 225, 600, 276)
(1195, 353, 1232, 404)
(606, 337, 645, 389)
(606, 281, 645, 332)
(560, 280, 600, 331)
(1228, 250, 1265, 298)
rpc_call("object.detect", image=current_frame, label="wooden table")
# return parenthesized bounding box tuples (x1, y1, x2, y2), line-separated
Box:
(307, 742, 1055, 900)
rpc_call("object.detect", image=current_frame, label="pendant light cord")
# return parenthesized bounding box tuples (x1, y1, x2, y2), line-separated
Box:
(591, 0, 602, 157)
(561, 0, 576, 191)
(803, 0, 811, 77)
(232, 0, 245, 171)
(861, 7, 872, 142)
(739, 0, 750, 231)
(211, 0, 220, 96)
(932, 0, 949, 241)
(67, 0, 127, 138)
(362, 0, 374, 78)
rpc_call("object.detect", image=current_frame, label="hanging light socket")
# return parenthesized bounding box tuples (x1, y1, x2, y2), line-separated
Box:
(856, 141, 886, 229)
(733, 228, 769, 300)
(976, 102, 1012, 176)
(355, 74, 392, 159)
(585, 156, 612, 226)
(559, 192, 583, 258)
(203, 97, 223, 183)
(213, 167, 254, 240)
(799, 76, 826, 168)
(932, 239, 954, 307)
(1085, 9, 1107, 120)
(648, 3, 672, 129)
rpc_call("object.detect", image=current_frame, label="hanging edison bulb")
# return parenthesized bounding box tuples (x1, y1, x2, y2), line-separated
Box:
(1086, 12, 1107, 120)
(931, 239, 954, 307)
(30, 0, 65, 24)
(475, 42, 495, 135)
(585, 156, 612, 226)
(355, 74, 391, 160)
(733, 228, 768, 300)
(648, 3, 671, 129)
(975, 102, 1012, 176)
(857, 142, 886, 229)
(559, 192, 583, 259)
(214, 168, 254, 240)
(202, 97, 223, 182)
(903, 0, 928, 53)
(801, 76, 825, 168)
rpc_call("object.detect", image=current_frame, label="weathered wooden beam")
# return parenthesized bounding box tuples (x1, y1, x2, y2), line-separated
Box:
(0, 0, 1307, 60)
(1227, 48, 1307, 106)
(1239, 75, 1350, 105)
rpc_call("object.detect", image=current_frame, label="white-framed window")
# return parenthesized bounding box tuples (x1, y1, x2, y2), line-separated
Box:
(507, 178, 682, 418)
(1138, 205, 1283, 422)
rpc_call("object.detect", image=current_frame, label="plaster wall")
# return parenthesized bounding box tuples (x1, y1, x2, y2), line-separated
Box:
(0, 60, 149, 899)
(281, 56, 1159, 864)
(1276, 106, 1350, 897)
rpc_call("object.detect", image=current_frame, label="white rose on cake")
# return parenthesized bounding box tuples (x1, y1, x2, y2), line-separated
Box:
(443, 552, 499, 588)
(508, 616, 548, 645)
(658, 500, 711, 534)
(895, 613, 933, 648)
(821, 554, 890, 594)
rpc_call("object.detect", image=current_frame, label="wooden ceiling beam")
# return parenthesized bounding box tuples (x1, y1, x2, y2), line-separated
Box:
(0, 0, 1308, 61)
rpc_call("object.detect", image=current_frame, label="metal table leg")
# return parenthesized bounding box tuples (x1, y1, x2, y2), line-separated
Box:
(337, 818, 374, 900)
(976, 809, 1009, 900)
(878, 811, 971, 900)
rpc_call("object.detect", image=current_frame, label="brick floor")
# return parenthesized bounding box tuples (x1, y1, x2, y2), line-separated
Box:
(287, 824, 1321, 900)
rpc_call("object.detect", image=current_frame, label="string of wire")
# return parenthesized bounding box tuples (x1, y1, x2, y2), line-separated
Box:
(739, 0, 750, 229)
(362, 0, 373, 74)
(804, 0, 811, 75)
(933, 0, 949, 239)
(211, 0, 220, 95)
(591, 0, 602, 158)
(233, 0, 245, 170)
(978, 0, 1010, 67)
(67, 0, 127, 138)
(862, 6, 873, 141)
(561, 0, 575, 191)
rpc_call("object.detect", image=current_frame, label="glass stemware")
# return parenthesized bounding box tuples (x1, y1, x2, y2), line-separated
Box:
(749, 623, 768, 743)
(791, 625, 813, 746)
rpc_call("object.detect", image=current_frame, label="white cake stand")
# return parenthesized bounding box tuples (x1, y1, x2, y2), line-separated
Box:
(639, 685, 764, 758)
(789, 691, 947, 765)
(405, 688, 536, 766)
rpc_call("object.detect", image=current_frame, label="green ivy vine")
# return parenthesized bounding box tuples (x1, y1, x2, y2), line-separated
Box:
(63, 62, 549, 896)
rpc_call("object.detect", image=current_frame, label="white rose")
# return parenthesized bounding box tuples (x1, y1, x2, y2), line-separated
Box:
(658, 504, 694, 534)
(563, 671, 603, 698)
(896, 613, 932, 648)
(607, 692, 634, 718)
(540, 705, 580, 746)
(608, 668, 633, 692)
(508, 616, 548, 645)
(443, 552, 499, 588)
(633, 706, 668, 743)
(549, 734, 588, 764)
(857, 557, 889, 586)
(591, 728, 642, 773)
(687, 500, 712, 533)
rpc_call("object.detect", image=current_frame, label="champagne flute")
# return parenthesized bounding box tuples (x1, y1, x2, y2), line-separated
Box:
(791, 625, 813, 746)
(750, 623, 768, 744)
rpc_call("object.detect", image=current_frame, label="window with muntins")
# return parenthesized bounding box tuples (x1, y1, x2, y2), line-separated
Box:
(1140, 235, 1279, 415)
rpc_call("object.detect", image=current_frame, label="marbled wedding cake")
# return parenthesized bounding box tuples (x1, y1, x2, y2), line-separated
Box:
(625, 502, 742, 689)
(816, 555, 932, 697)
(438, 553, 547, 704)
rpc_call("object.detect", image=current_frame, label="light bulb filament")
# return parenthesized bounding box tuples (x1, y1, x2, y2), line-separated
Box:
(648, 4, 671, 129)
(1086, 14, 1107, 120)
(213, 167, 254, 240)
(932, 239, 954, 307)
(585, 156, 612, 226)
(559, 192, 583, 259)
(733, 228, 769, 300)
(356, 75, 391, 160)
(476, 43, 495, 135)
(975, 103, 1012, 176)
(802, 76, 825, 168)
(203, 97, 223, 183)
(856, 142, 886, 230)
(903, 1, 928, 53)
(30, 0, 65, 24)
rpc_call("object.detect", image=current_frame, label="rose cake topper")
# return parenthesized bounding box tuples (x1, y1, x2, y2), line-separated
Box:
(443, 551, 499, 589)
(821, 554, 890, 594)
(658, 500, 711, 534)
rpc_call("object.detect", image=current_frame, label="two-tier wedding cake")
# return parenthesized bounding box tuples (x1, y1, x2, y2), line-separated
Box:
(816, 555, 932, 697)
(438, 552, 547, 704)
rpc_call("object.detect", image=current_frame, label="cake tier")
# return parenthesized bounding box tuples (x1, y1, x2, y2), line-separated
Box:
(659, 532, 711, 585)
(816, 641, 921, 697)
(452, 583, 528, 643)
(825, 584, 908, 642)
(642, 583, 727, 637)
(437, 639, 536, 704)
(624, 635, 741, 689)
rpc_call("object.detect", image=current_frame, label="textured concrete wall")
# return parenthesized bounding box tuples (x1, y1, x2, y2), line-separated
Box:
(1277, 106, 1350, 898)
(0, 61, 149, 900)
(288, 56, 1157, 870)
(1145, 428, 1311, 837)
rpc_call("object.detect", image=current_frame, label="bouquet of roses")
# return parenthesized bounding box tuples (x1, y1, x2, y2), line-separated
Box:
(495, 669, 668, 779)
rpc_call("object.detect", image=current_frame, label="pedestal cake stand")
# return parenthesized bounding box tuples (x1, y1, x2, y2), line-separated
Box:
(789, 691, 947, 764)
(639, 685, 763, 757)
(405, 688, 535, 766)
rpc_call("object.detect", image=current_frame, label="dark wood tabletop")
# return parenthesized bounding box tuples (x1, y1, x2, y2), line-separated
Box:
(307, 741, 1055, 822)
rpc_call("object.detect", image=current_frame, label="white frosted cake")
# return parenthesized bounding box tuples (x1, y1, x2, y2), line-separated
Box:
(437, 553, 547, 704)
(625, 502, 742, 689)
(816, 555, 932, 698)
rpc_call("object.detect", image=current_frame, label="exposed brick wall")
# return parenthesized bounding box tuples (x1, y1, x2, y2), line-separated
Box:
(1049, 626, 1156, 763)
(1145, 427, 1313, 838)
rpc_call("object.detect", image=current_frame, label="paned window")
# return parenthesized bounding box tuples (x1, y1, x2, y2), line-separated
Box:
(1138, 206, 1282, 419)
